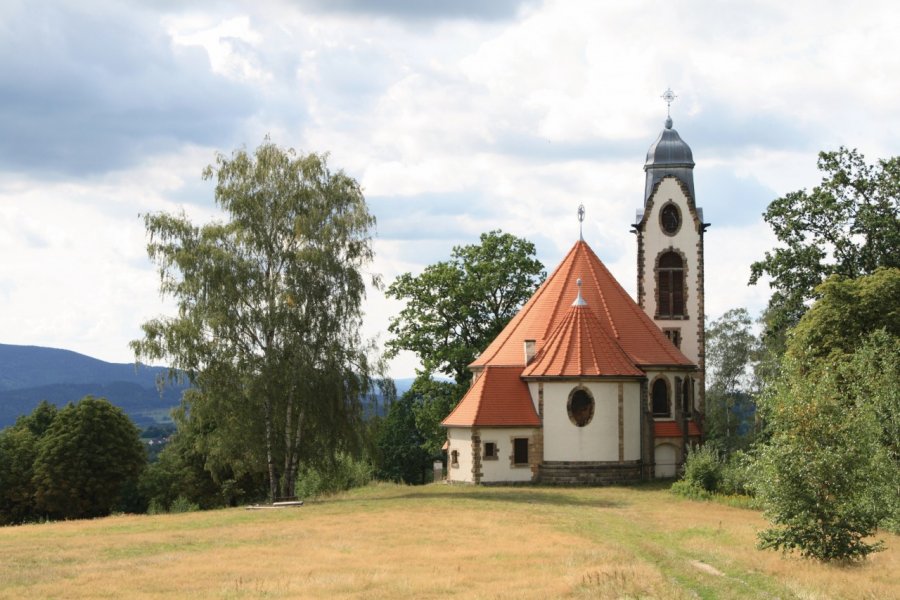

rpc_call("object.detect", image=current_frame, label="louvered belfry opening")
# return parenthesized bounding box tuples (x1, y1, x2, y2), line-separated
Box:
(657, 251, 684, 317)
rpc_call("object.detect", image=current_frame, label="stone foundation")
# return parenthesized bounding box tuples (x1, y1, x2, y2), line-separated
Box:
(538, 460, 643, 485)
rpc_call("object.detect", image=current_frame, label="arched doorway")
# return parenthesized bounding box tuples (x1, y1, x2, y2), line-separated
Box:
(654, 444, 678, 478)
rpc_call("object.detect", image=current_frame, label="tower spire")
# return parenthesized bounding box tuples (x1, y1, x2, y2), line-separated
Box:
(577, 203, 585, 241)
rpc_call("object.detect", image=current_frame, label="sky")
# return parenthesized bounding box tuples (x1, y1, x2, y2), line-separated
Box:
(0, 0, 897, 379)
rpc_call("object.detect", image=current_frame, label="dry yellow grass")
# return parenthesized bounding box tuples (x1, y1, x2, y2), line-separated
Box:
(0, 482, 897, 599)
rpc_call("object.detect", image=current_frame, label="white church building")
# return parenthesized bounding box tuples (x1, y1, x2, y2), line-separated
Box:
(442, 112, 707, 484)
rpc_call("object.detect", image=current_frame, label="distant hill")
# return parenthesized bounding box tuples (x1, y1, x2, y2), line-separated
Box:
(0, 344, 419, 429)
(0, 344, 186, 429)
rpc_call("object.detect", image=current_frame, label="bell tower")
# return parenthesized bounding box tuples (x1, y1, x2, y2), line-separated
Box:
(633, 90, 708, 413)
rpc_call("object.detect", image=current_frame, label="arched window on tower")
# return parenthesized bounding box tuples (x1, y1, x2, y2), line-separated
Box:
(657, 251, 685, 317)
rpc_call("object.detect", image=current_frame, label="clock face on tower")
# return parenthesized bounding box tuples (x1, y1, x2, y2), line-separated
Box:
(661, 203, 680, 234)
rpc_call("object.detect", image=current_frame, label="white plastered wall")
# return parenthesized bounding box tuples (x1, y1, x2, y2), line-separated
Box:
(642, 177, 702, 367)
(478, 427, 537, 483)
(446, 427, 474, 483)
(542, 380, 641, 462)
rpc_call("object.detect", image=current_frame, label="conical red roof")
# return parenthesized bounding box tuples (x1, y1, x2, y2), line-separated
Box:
(442, 366, 540, 427)
(471, 240, 692, 369)
(522, 304, 645, 378)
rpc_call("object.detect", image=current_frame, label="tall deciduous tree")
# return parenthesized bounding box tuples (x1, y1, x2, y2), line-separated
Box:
(0, 401, 57, 524)
(386, 230, 545, 386)
(132, 141, 378, 501)
(32, 396, 145, 520)
(755, 269, 900, 560)
(749, 147, 899, 348)
(704, 308, 759, 453)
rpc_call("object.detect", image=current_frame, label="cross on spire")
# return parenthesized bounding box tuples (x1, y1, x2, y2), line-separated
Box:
(661, 88, 677, 117)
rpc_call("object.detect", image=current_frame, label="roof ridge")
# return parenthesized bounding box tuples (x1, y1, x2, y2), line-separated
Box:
(584, 244, 619, 339)
(583, 308, 602, 373)
(473, 243, 580, 365)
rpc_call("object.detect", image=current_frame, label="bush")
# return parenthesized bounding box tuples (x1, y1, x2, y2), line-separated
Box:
(295, 452, 373, 500)
(719, 450, 756, 496)
(682, 445, 721, 492)
(169, 496, 200, 513)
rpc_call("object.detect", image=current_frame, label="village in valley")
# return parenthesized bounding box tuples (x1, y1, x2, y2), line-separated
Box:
(0, 2, 898, 598)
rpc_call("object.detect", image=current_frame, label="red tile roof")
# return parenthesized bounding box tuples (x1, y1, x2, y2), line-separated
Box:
(654, 421, 702, 438)
(442, 366, 540, 427)
(522, 304, 645, 378)
(471, 241, 694, 369)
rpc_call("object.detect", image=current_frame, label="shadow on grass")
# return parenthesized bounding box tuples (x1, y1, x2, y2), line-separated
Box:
(320, 482, 677, 509)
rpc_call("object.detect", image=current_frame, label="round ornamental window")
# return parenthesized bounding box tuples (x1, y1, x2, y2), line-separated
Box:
(568, 389, 595, 427)
(660, 204, 681, 235)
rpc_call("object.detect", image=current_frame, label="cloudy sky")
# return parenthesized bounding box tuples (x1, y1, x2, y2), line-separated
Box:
(1, 0, 897, 378)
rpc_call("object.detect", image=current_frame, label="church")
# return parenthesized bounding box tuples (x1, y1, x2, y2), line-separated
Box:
(442, 109, 707, 484)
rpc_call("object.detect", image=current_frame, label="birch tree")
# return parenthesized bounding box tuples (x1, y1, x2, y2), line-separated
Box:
(132, 140, 377, 501)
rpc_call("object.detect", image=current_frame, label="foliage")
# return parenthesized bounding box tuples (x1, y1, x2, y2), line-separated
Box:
(754, 349, 892, 561)
(719, 450, 756, 497)
(294, 451, 374, 500)
(787, 267, 900, 363)
(671, 445, 721, 500)
(842, 330, 900, 532)
(704, 309, 760, 453)
(0, 402, 58, 524)
(138, 402, 264, 511)
(407, 376, 465, 456)
(0, 427, 39, 525)
(386, 230, 545, 386)
(31, 396, 146, 520)
(781, 270, 900, 532)
(753, 269, 900, 559)
(375, 393, 431, 484)
(131, 140, 379, 501)
(749, 147, 899, 348)
(169, 496, 201, 514)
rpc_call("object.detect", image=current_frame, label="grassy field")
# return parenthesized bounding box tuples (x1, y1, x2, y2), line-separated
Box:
(0, 482, 897, 599)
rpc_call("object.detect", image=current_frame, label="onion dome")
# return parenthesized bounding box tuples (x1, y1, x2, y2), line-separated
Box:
(643, 117, 695, 205)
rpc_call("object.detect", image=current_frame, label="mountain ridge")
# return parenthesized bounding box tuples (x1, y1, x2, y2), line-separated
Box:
(0, 343, 414, 429)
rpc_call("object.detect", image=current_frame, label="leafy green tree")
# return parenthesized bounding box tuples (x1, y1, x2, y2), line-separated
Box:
(386, 230, 545, 386)
(786, 267, 900, 363)
(755, 270, 900, 559)
(375, 393, 431, 484)
(408, 376, 465, 457)
(14, 400, 58, 438)
(749, 148, 899, 348)
(32, 396, 146, 520)
(132, 140, 378, 501)
(0, 401, 58, 524)
(755, 352, 890, 560)
(704, 308, 759, 453)
(0, 427, 39, 525)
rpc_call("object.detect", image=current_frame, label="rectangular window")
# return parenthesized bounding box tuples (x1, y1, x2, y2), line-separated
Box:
(450, 450, 459, 468)
(484, 441, 498, 460)
(513, 438, 529, 465)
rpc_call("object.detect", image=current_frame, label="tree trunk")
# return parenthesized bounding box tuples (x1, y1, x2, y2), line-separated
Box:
(262, 377, 278, 501)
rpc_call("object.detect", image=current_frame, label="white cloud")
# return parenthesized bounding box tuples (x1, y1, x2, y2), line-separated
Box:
(1, 0, 898, 379)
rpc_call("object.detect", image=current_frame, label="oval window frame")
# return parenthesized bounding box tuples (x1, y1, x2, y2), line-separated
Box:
(659, 202, 682, 236)
(567, 387, 595, 427)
